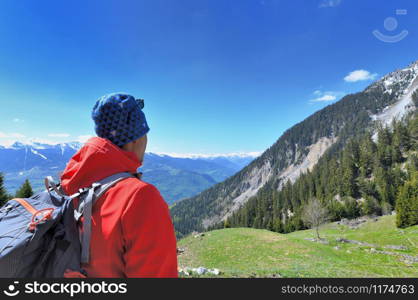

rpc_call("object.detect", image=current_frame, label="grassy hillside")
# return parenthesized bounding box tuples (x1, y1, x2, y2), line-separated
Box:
(177, 215, 418, 277)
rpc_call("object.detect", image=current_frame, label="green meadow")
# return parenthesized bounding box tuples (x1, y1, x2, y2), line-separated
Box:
(177, 215, 418, 277)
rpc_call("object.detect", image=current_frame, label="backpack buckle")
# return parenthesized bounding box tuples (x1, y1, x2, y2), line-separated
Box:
(45, 176, 64, 197)
(74, 209, 83, 222)
(28, 208, 55, 232)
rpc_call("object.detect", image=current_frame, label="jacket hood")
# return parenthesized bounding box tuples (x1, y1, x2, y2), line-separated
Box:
(60, 137, 141, 195)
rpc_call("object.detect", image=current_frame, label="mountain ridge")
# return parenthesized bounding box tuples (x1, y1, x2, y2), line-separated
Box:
(171, 59, 418, 237)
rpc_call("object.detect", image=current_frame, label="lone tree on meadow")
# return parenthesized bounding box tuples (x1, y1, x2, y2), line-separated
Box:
(302, 198, 330, 240)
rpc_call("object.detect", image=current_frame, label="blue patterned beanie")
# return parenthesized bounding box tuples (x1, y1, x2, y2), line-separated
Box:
(92, 93, 150, 147)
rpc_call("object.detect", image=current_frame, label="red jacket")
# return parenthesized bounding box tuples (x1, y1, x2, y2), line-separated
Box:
(60, 137, 178, 278)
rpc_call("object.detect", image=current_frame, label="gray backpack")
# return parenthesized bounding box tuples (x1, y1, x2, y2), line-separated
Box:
(0, 172, 134, 278)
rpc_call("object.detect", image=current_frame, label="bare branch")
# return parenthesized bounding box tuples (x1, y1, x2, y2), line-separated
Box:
(302, 197, 329, 239)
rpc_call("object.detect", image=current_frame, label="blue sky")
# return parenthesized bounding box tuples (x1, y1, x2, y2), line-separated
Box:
(0, 0, 417, 155)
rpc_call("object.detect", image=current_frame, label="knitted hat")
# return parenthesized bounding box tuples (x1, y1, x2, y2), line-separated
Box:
(92, 93, 150, 147)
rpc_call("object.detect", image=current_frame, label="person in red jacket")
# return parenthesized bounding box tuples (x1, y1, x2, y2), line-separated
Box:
(60, 93, 178, 278)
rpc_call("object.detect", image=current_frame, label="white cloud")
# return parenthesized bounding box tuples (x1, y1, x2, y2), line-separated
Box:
(10, 133, 25, 138)
(12, 118, 24, 123)
(0, 132, 93, 147)
(0, 133, 64, 147)
(319, 0, 342, 8)
(0, 132, 26, 138)
(0, 132, 27, 147)
(77, 135, 93, 143)
(48, 133, 70, 138)
(0, 132, 92, 145)
(313, 94, 336, 102)
(310, 90, 343, 103)
(0, 140, 15, 147)
(344, 69, 378, 82)
(27, 138, 60, 145)
(152, 151, 262, 159)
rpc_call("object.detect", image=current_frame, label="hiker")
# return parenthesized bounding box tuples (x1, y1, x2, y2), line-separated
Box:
(60, 93, 178, 278)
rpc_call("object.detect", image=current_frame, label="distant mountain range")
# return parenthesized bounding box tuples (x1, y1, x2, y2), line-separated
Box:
(0, 141, 258, 204)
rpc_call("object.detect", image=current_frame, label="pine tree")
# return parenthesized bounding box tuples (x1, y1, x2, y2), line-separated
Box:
(381, 202, 393, 215)
(412, 89, 418, 107)
(409, 114, 418, 149)
(374, 166, 395, 205)
(391, 119, 410, 163)
(340, 142, 358, 197)
(407, 154, 418, 180)
(272, 218, 283, 233)
(395, 172, 418, 228)
(376, 126, 392, 168)
(15, 179, 34, 198)
(0, 173, 9, 207)
(361, 196, 381, 216)
(327, 200, 345, 221)
(253, 216, 262, 229)
(344, 197, 361, 219)
(359, 133, 376, 178)
(392, 132, 403, 164)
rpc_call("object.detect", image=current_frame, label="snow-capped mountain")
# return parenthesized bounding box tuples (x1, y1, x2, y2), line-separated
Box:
(0, 141, 82, 172)
(151, 152, 260, 173)
(0, 141, 257, 204)
(368, 62, 418, 138)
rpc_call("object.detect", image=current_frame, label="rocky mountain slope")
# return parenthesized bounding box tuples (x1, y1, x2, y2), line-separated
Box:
(171, 60, 418, 237)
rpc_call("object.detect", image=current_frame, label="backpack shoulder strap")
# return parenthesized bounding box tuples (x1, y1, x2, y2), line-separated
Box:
(94, 172, 136, 200)
(73, 172, 136, 263)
